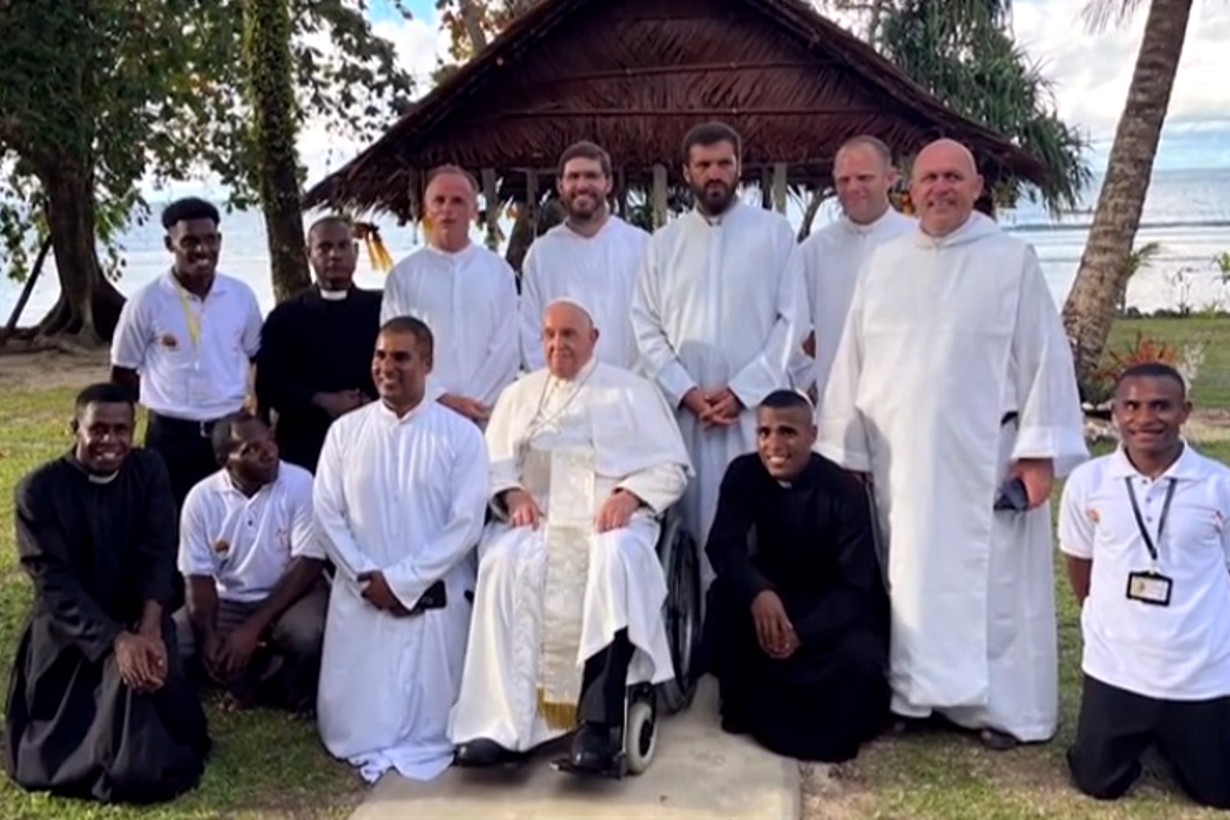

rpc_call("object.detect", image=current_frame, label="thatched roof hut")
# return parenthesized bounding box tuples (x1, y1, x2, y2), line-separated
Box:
(304, 0, 1052, 225)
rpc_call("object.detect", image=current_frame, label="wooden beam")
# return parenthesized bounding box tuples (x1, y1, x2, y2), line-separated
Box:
(772, 162, 788, 214)
(528, 60, 831, 84)
(478, 107, 884, 120)
(652, 164, 668, 229)
(482, 168, 499, 250)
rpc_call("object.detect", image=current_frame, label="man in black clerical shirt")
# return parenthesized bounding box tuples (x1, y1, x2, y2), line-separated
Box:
(255, 215, 381, 472)
(702, 389, 890, 762)
(5, 383, 209, 804)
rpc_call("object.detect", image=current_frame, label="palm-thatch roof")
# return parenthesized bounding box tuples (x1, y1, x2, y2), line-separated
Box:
(304, 0, 1053, 220)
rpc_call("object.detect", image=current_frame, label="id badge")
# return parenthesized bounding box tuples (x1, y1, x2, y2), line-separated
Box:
(1126, 571, 1173, 607)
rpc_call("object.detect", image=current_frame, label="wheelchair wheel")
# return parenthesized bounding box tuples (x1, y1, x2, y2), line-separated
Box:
(624, 698, 657, 775)
(655, 518, 701, 715)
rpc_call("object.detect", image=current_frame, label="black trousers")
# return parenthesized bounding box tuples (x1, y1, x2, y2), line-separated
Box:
(144, 412, 223, 512)
(577, 629, 635, 727)
(1068, 674, 1230, 809)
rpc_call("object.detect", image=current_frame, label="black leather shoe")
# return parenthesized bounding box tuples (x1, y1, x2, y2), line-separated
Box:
(454, 738, 525, 767)
(569, 722, 618, 772)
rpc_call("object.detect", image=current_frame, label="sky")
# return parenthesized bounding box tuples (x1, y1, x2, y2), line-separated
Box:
(236, 0, 1230, 200)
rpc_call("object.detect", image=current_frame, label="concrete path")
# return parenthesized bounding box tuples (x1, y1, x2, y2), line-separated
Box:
(350, 678, 799, 819)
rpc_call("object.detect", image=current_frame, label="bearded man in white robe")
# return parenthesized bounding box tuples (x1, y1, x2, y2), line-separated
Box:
(314, 316, 489, 782)
(520, 141, 649, 372)
(631, 121, 805, 587)
(790, 136, 915, 401)
(381, 165, 519, 426)
(817, 139, 1087, 749)
(450, 298, 690, 773)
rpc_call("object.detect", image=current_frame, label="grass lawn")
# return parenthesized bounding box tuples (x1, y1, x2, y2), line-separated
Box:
(0, 389, 364, 819)
(0, 316, 1227, 819)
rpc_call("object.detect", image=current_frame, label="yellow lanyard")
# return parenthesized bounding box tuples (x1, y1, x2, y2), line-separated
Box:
(177, 285, 205, 347)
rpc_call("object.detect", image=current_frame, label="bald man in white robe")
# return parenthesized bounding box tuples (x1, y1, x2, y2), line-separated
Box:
(818, 139, 1087, 748)
(451, 299, 690, 773)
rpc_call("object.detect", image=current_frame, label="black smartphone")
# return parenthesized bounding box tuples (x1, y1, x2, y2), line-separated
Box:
(411, 580, 447, 613)
(994, 476, 1030, 512)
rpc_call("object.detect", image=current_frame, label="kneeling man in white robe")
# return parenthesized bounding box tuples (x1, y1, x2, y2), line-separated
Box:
(818, 139, 1087, 749)
(450, 298, 690, 773)
(314, 316, 489, 782)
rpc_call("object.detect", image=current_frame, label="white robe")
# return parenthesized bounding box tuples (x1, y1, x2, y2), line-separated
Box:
(314, 399, 489, 781)
(381, 243, 520, 408)
(817, 212, 1087, 741)
(449, 359, 691, 751)
(519, 217, 649, 372)
(791, 209, 916, 398)
(631, 201, 806, 587)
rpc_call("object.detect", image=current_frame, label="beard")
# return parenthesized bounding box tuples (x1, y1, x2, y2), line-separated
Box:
(563, 190, 604, 221)
(690, 178, 736, 216)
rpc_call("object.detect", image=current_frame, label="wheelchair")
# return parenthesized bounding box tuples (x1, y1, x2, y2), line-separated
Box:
(553, 505, 703, 779)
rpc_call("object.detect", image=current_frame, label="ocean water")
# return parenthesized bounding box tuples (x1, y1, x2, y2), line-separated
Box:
(2, 167, 1229, 322)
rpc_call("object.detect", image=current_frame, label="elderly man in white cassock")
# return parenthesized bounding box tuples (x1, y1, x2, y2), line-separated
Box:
(789, 135, 915, 400)
(381, 165, 519, 426)
(817, 138, 1087, 750)
(631, 121, 805, 588)
(313, 316, 489, 782)
(450, 298, 690, 774)
(519, 141, 649, 372)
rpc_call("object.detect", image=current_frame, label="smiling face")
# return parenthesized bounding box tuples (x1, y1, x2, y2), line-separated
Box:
(165, 217, 222, 288)
(834, 142, 897, 225)
(542, 301, 598, 380)
(559, 156, 612, 221)
(1114, 374, 1191, 459)
(910, 139, 983, 237)
(683, 139, 740, 216)
(372, 328, 432, 411)
(307, 220, 358, 292)
(73, 401, 135, 475)
(756, 405, 816, 482)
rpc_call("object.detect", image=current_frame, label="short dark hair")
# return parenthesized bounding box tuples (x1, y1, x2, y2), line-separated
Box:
(162, 197, 220, 230)
(1116, 362, 1187, 398)
(682, 121, 742, 163)
(210, 410, 264, 463)
(558, 141, 612, 178)
(76, 382, 135, 416)
(837, 135, 893, 166)
(380, 315, 434, 358)
(425, 165, 480, 195)
(759, 389, 813, 413)
(308, 214, 353, 239)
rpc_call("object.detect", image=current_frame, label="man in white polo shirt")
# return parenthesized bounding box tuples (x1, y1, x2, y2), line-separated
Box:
(111, 197, 263, 511)
(1059, 362, 1230, 810)
(174, 411, 327, 714)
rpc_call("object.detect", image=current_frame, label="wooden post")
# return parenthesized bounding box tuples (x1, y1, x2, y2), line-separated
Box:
(407, 168, 422, 237)
(772, 162, 788, 214)
(615, 168, 628, 217)
(525, 170, 540, 234)
(759, 167, 772, 209)
(482, 168, 499, 250)
(652, 164, 668, 228)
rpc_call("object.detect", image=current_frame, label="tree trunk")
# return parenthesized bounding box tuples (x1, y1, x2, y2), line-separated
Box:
(797, 188, 826, 241)
(243, 0, 310, 303)
(1061, 0, 1194, 387)
(457, 0, 489, 52)
(36, 162, 124, 343)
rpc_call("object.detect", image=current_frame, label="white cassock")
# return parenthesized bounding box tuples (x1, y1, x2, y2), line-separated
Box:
(449, 358, 691, 751)
(381, 244, 520, 408)
(817, 212, 1087, 741)
(631, 200, 805, 587)
(790, 208, 916, 398)
(519, 217, 649, 372)
(314, 399, 489, 781)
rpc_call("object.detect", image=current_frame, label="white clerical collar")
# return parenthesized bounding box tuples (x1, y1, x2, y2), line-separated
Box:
(318, 287, 349, 301)
(694, 198, 739, 227)
(844, 207, 895, 236)
(87, 470, 119, 485)
(427, 241, 474, 259)
(563, 213, 611, 240)
(547, 356, 598, 390)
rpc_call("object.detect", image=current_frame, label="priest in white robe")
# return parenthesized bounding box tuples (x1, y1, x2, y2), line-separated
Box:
(791, 136, 915, 400)
(631, 121, 805, 588)
(450, 298, 690, 773)
(314, 316, 489, 782)
(817, 139, 1087, 748)
(520, 141, 649, 372)
(381, 165, 519, 426)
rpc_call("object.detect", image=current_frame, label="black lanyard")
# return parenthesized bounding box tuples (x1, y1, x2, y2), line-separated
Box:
(1124, 477, 1177, 568)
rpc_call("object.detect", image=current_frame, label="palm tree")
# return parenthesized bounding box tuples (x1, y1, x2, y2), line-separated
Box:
(1061, 0, 1196, 388)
